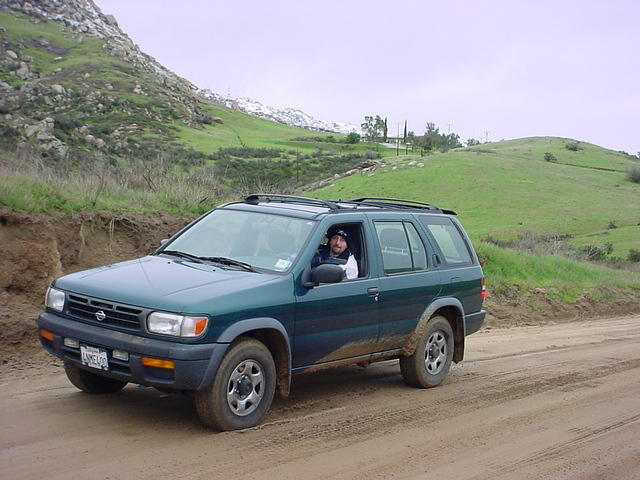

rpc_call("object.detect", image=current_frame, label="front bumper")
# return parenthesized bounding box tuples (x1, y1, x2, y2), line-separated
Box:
(38, 312, 227, 390)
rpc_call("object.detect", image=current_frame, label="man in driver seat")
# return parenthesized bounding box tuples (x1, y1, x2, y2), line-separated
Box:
(314, 227, 359, 280)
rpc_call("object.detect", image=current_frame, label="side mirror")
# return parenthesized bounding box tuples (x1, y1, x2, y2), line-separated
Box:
(159, 238, 169, 246)
(304, 264, 344, 288)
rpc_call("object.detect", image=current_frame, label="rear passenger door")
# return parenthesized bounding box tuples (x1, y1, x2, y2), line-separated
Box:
(417, 215, 483, 315)
(372, 218, 442, 352)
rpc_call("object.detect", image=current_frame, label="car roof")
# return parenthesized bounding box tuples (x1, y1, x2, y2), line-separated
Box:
(219, 194, 457, 218)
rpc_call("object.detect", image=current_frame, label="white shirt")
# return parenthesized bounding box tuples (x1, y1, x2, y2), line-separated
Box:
(342, 254, 359, 280)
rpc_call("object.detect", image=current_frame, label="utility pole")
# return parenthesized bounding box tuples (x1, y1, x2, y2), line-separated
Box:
(396, 122, 401, 156)
(445, 123, 452, 134)
(484, 131, 490, 143)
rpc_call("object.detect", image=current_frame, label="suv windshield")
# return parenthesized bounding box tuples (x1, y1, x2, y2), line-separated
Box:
(160, 209, 316, 272)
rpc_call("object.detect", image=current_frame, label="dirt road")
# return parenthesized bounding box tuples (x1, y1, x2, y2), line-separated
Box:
(1, 315, 639, 479)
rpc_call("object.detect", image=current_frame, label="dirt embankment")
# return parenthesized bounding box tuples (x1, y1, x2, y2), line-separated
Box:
(0, 207, 638, 368)
(0, 207, 190, 362)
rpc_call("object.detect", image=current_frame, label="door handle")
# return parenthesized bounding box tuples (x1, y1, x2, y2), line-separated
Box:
(367, 287, 379, 295)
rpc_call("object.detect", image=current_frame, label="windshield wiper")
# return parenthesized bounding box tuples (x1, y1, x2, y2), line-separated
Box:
(201, 256, 257, 272)
(159, 250, 207, 264)
(159, 251, 257, 272)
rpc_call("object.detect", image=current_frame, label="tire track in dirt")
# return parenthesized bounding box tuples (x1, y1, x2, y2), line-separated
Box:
(221, 341, 640, 477)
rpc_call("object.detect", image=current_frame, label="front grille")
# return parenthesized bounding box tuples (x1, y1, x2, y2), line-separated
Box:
(66, 294, 144, 332)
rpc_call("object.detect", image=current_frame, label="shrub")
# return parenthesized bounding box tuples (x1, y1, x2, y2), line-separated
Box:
(544, 152, 558, 162)
(580, 243, 613, 261)
(607, 220, 617, 229)
(628, 249, 640, 262)
(627, 166, 640, 183)
(565, 142, 580, 151)
(345, 132, 360, 144)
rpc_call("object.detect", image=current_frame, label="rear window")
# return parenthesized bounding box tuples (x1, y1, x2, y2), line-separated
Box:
(418, 216, 473, 266)
(374, 221, 428, 274)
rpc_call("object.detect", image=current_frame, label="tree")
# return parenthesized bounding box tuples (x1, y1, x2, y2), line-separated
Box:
(345, 132, 361, 144)
(383, 117, 388, 142)
(403, 120, 407, 143)
(360, 115, 385, 142)
(412, 123, 462, 154)
(466, 138, 481, 146)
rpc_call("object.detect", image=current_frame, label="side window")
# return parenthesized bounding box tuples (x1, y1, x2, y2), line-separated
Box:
(405, 223, 428, 270)
(419, 217, 473, 266)
(316, 222, 367, 279)
(374, 221, 427, 274)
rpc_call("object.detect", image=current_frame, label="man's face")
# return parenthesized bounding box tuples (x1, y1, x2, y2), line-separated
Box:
(329, 234, 347, 256)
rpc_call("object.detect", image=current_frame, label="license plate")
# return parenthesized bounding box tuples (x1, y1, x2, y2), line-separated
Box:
(80, 345, 109, 371)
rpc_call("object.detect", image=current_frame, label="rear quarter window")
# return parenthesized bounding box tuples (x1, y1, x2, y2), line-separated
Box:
(418, 216, 473, 266)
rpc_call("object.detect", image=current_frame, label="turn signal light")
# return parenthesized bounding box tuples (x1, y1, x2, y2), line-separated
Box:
(141, 357, 175, 370)
(40, 329, 55, 341)
(480, 278, 487, 301)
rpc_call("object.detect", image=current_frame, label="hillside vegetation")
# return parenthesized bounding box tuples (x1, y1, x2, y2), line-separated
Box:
(309, 137, 640, 256)
(0, 7, 376, 214)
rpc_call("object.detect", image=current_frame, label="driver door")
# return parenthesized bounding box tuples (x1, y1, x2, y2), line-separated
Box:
(292, 221, 380, 368)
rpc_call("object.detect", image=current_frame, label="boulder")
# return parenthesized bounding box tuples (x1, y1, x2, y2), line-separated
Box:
(25, 117, 54, 139)
(16, 62, 31, 80)
(5, 50, 18, 60)
(105, 15, 118, 27)
(51, 84, 65, 94)
(84, 134, 95, 144)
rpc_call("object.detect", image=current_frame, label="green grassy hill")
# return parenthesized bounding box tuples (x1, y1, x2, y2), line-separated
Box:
(307, 137, 640, 257)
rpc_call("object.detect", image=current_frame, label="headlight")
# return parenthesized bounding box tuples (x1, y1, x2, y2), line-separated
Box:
(45, 287, 65, 312)
(147, 312, 209, 337)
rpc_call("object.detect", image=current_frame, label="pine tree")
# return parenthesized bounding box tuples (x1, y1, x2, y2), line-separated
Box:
(403, 120, 407, 143)
(383, 117, 388, 142)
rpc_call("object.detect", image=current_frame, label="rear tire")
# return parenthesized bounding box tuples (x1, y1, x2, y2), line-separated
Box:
(400, 315, 454, 388)
(65, 365, 127, 394)
(195, 338, 276, 431)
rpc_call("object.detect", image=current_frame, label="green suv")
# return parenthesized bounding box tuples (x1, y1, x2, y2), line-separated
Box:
(38, 195, 486, 430)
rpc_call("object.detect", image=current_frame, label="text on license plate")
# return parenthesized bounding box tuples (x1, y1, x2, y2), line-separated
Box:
(80, 345, 109, 371)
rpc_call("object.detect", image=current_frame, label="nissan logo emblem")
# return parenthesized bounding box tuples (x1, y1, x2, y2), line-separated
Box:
(95, 310, 106, 321)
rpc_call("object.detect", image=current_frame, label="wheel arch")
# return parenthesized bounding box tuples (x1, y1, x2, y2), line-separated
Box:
(401, 298, 466, 363)
(216, 318, 292, 399)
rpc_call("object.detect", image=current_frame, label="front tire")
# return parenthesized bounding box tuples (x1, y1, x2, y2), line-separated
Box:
(195, 338, 276, 431)
(400, 315, 454, 388)
(65, 365, 127, 394)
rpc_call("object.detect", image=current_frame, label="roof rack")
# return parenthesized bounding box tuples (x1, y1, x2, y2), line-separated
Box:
(244, 194, 341, 210)
(241, 194, 457, 215)
(347, 197, 457, 215)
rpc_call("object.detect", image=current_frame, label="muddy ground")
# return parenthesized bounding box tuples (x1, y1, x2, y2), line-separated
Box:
(2, 316, 639, 479)
(0, 206, 638, 374)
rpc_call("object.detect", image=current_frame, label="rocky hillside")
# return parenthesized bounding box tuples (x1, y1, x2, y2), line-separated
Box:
(0, 0, 228, 160)
(0, 0, 363, 164)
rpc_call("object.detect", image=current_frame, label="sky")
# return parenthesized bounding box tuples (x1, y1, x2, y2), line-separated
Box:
(94, 0, 640, 154)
